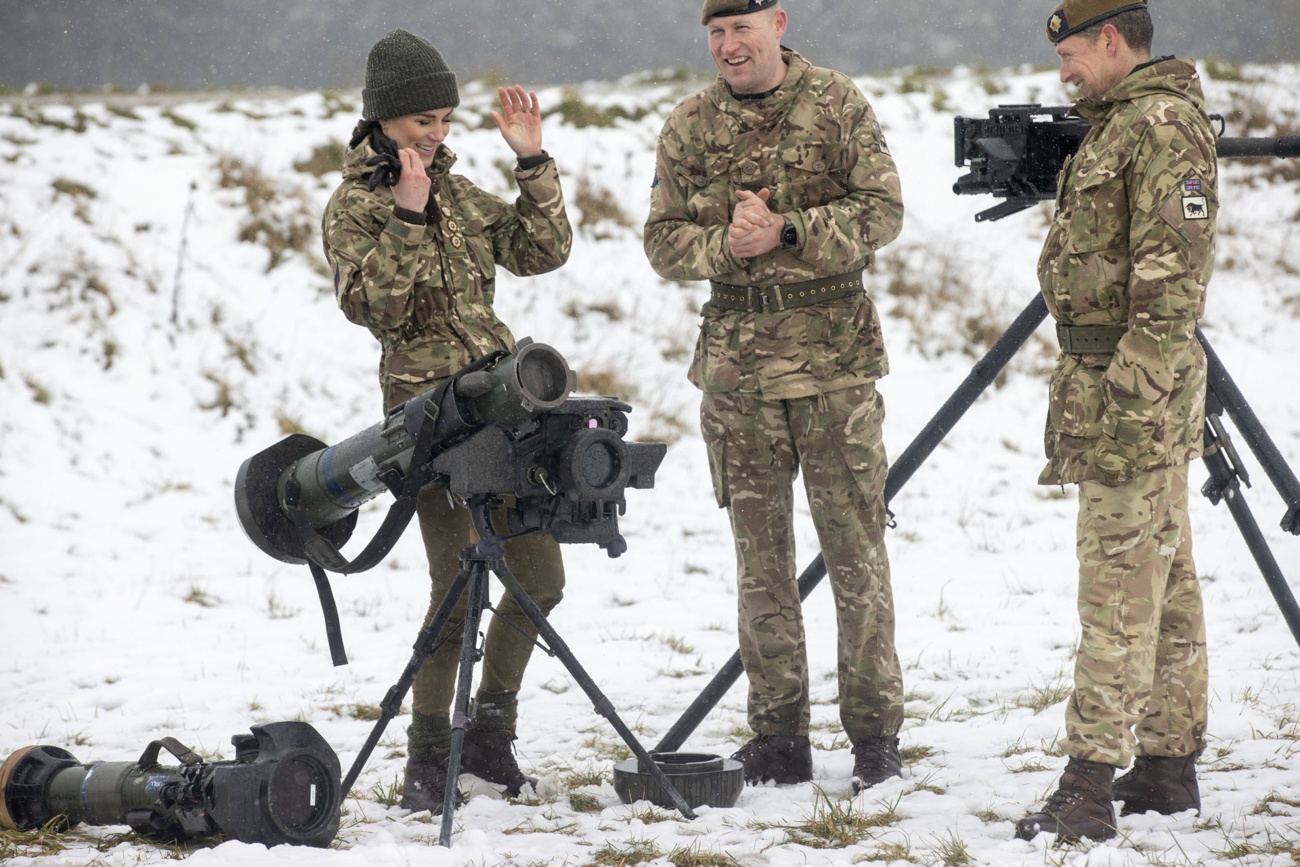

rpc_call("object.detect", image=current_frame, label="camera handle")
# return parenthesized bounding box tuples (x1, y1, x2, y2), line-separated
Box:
(657, 294, 1300, 753)
(342, 497, 697, 848)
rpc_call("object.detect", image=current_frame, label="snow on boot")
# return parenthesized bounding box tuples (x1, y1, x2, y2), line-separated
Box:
(851, 736, 903, 794)
(400, 748, 462, 814)
(731, 734, 813, 784)
(459, 728, 536, 796)
(1015, 757, 1118, 843)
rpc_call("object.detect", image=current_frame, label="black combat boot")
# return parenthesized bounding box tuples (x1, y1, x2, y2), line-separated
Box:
(851, 736, 903, 794)
(399, 748, 462, 814)
(1015, 757, 1118, 843)
(731, 734, 813, 784)
(1114, 753, 1201, 816)
(459, 728, 537, 796)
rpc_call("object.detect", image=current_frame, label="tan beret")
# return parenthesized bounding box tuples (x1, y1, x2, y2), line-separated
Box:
(1046, 0, 1147, 43)
(702, 0, 779, 26)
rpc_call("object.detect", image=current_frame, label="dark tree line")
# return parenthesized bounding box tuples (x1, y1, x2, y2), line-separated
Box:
(3, 0, 1296, 92)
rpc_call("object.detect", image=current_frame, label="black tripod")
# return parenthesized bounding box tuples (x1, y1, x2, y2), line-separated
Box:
(656, 293, 1300, 753)
(341, 495, 696, 847)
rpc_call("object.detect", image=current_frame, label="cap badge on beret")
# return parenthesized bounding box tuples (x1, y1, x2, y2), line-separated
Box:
(1045, 0, 1147, 44)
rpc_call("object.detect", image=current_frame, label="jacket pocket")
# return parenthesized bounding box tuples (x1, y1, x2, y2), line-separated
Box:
(1056, 154, 1132, 318)
(688, 314, 742, 393)
(1047, 354, 1108, 439)
(1064, 153, 1130, 254)
(781, 143, 846, 209)
(674, 157, 731, 226)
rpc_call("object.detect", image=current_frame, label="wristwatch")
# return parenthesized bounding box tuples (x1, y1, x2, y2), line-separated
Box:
(780, 217, 798, 249)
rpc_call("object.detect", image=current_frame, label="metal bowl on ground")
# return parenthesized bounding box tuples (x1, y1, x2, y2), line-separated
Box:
(611, 751, 744, 810)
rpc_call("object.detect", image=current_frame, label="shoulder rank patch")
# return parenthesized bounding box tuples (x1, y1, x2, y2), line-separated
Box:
(1182, 178, 1208, 220)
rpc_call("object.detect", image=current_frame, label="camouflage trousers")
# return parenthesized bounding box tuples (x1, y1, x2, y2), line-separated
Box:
(409, 486, 566, 720)
(700, 383, 903, 741)
(1065, 464, 1208, 766)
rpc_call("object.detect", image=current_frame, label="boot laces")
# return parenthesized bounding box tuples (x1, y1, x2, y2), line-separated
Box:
(1043, 766, 1101, 814)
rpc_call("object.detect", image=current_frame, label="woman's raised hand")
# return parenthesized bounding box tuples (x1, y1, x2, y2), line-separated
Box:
(491, 85, 543, 159)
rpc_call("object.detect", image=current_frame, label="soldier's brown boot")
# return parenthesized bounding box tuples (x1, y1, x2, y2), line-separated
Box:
(851, 736, 903, 794)
(459, 728, 536, 796)
(1114, 753, 1201, 816)
(731, 734, 813, 784)
(399, 748, 463, 814)
(1015, 757, 1118, 843)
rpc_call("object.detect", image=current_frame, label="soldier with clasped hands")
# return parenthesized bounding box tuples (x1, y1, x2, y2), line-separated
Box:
(644, 0, 907, 795)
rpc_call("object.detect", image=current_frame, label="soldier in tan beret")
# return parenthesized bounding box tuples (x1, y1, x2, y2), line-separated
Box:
(645, 0, 906, 793)
(1014, 0, 1216, 843)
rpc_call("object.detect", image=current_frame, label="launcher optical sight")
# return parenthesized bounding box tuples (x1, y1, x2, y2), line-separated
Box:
(235, 339, 666, 568)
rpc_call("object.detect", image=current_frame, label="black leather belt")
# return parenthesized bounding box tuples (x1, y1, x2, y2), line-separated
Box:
(1057, 323, 1127, 354)
(708, 272, 863, 313)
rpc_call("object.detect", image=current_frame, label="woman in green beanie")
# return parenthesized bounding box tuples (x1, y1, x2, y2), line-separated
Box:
(321, 28, 572, 814)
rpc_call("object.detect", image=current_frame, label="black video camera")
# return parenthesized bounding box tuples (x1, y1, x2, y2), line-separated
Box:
(953, 103, 1300, 222)
(952, 104, 1089, 222)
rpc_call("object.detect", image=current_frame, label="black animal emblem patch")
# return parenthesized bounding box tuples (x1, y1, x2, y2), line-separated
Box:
(1182, 178, 1208, 221)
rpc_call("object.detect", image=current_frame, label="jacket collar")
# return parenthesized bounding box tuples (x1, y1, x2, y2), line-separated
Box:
(1073, 56, 1205, 126)
(710, 47, 810, 117)
(342, 135, 458, 183)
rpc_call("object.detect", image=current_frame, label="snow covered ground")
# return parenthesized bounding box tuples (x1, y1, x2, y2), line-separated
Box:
(2, 60, 1299, 866)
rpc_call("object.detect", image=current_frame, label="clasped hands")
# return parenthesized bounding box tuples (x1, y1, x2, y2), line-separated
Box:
(728, 188, 786, 259)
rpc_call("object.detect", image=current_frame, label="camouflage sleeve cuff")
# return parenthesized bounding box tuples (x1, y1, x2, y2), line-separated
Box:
(516, 150, 552, 171)
(384, 211, 427, 244)
(392, 205, 427, 225)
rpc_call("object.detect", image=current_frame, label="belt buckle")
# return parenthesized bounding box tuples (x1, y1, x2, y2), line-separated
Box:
(753, 285, 783, 313)
(1056, 323, 1073, 353)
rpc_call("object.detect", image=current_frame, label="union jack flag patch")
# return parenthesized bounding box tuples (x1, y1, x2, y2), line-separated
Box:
(1184, 178, 1202, 193)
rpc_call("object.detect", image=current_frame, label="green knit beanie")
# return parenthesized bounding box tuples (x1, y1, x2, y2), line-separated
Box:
(362, 29, 460, 121)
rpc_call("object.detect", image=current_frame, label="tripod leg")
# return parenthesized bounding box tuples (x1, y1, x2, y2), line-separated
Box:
(655, 555, 824, 753)
(439, 558, 490, 846)
(1201, 422, 1300, 649)
(342, 566, 473, 796)
(488, 562, 698, 820)
(1199, 330, 1300, 534)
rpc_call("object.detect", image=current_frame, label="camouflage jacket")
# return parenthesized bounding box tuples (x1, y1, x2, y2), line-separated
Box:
(644, 48, 903, 400)
(1038, 58, 1217, 486)
(323, 135, 571, 411)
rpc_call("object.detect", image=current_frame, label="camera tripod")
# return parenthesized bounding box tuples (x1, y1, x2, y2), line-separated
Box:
(341, 495, 696, 847)
(656, 292, 1300, 752)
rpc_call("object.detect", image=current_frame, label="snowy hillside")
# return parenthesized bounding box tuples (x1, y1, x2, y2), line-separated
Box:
(2, 61, 1299, 866)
